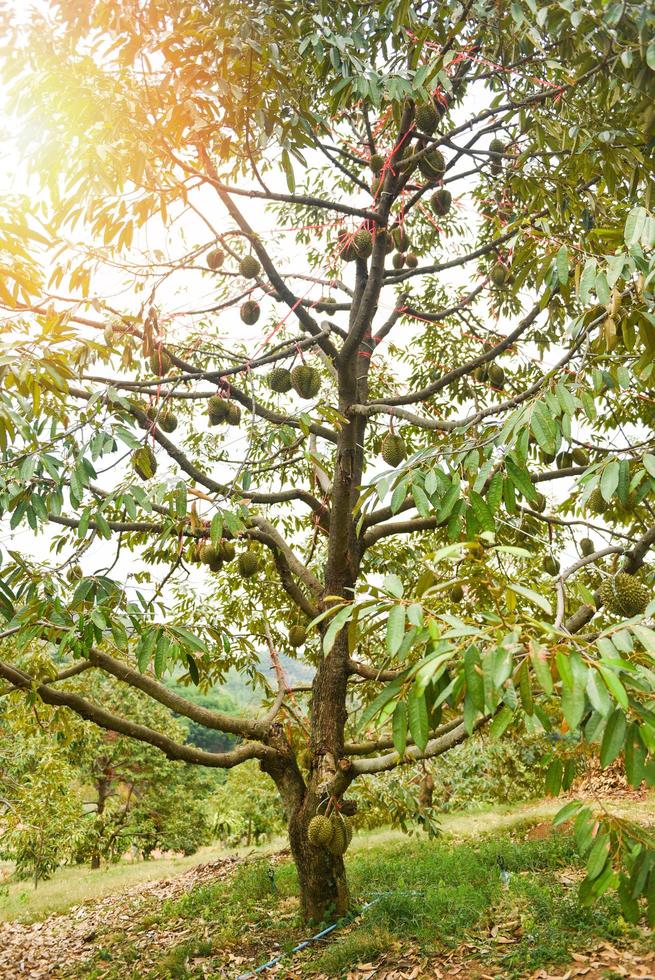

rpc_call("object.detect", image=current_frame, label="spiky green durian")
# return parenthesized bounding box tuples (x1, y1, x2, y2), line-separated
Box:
(369, 153, 385, 174)
(327, 816, 348, 855)
(308, 815, 333, 847)
(415, 102, 439, 134)
(580, 538, 595, 557)
(392, 252, 405, 270)
(487, 363, 505, 388)
(131, 446, 157, 480)
(353, 229, 373, 258)
(238, 552, 260, 578)
(239, 255, 261, 279)
(588, 488, 608, 514)
(267, 367, 293, 393)
(240, 300, 260, 325)
(418, 149, 446, 181)
(158, 412, 178, 433)
(218, 540, 236, 562)
(599, 573, 650, 617)
(226, 401, 241, 426)
(490, 262, 508, 288)
(430, 188, 452, 216)
(543, 556, 560, 576)
(149, 349, 171, 375)
(489, 138, 506, 175)
(288, 625, 307, 648)
(290, 365, 321, 399)
(572, 448, 589, 466)
(208, 396, 230, 425)
(450, 584, 464, 603)
(392, 227, 410, 251)
(381, 434, 407, 467)
(207, 248, 224, 270)
(405, 252, 419, 269)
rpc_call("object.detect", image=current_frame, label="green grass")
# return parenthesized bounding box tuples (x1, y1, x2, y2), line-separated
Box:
(70, 823, 644, 980)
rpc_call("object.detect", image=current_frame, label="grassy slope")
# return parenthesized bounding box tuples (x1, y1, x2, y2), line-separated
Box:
(70, 814, 653, 980)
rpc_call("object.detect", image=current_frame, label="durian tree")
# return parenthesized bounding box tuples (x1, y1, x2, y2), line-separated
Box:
(1, 0, 655, 922)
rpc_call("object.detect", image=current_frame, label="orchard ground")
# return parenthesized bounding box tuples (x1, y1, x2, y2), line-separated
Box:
(2, 795, 655, 979)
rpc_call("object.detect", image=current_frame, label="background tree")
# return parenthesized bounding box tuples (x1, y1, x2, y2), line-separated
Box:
(1, 667, 214, 877)
(1, 0, 655, 922)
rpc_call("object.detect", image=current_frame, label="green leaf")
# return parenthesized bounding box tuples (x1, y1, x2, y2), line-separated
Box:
(490, 705, 513, 740)
(506, 583, 552, 616)
(600, 460, 620, 502)
(586, 834, 610, 881)
(407, 687, 429, 752)
(556, 245, 569, 286)
(464, 645, 485, 712)
(392, 701, 408, 757)
(598, 665, 628, 710)
(505, 456, 538, 502)
(600, 708, 627, 767)
(386, 604, 406, 657)
(553, 800, 584, 828)
(383, 573, 404, 598)
(468, 491, 495, 533)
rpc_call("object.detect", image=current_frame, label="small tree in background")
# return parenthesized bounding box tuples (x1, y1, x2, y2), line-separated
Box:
(1, 671, 214, 876)
(1, 0, 655, 921)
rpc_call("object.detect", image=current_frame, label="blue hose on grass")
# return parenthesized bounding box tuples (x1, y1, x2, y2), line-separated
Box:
(235, 891, 423, 979)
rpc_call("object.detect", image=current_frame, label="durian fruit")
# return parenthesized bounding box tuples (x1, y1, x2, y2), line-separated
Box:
(487, 363, 505, 388)
(226, 401, 241, 426)
(490, 262, 508, 288)
(382, 231, 395, 254)
(369, 153, 384, 174)
(337, 231, 357, 262)
(543, 555, 560, 576)
(327, 815, 349, 856)
(353, 229, 373, 258)
(218, 540, 236, 562)
(238, 551, 260, 578)
(556, 451, 573, 469)
(580, 538, 595, 557)
(199, 543, 220, 566)
(430, 188, 452, 216)
(291, 364, 321, 399)
(474, 365, 489, 382)
(159, 412, 178, 433)
(588, 488, 608, 514)
(532, 492, 547, 513)
(572, 448, 589, 466)
(415, 102, 439, 134)
(208, 396, 230, 425)
(599, 573, 650, 617)
(405, 252, 419, 269)
(307, 815, 333, 847)
(207, 248, 224, 270)
(392, 227, 410, 252)
(67, 564, 83, 584)
(239, 255, 261, 279)
(132, 446, 157, 480)
(267, 367, 293, 393)
(381, 433, 407, 467)
(392, 252, 406, 270)
(289, 625, 307, 647)
(450, 584, 464, 603)
(489, 138, 506, 175)
(418, 149, 446, 182)
(371, 175, 382, 196)
(319, 296, 338, 313)
(149, 349, 172, 375)
(240, 300, 261, 325)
